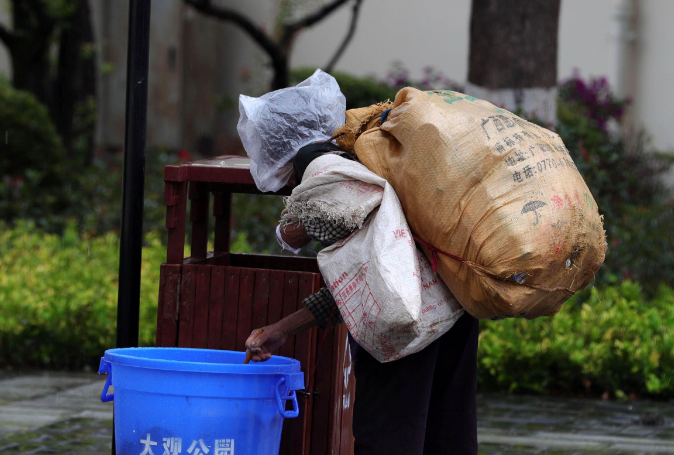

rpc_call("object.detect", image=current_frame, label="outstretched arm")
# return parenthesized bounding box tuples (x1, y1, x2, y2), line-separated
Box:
(245, 306, 317, 362)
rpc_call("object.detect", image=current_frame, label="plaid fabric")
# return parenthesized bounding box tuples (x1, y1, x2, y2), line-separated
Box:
(301, 217, 355, 330)
(303, 219, 355, 247)
(303, 287, 343, 331)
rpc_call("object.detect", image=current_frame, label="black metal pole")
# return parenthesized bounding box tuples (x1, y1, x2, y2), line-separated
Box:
(113, 2, 151, 453)
(116, 0, 152, 350)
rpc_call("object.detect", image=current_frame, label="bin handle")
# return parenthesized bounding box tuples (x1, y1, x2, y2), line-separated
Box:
(275, 377, 299, 418)
(98, 358, 114, 403)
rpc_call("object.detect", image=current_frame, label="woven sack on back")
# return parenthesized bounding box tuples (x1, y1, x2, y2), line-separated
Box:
(350, 88, 606, 320)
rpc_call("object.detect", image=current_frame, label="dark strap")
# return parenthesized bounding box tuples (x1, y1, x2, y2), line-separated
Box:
(293, 142, 352, 184)
(380, 109, 392, 125)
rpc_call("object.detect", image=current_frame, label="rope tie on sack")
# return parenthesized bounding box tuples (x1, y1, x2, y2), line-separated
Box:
(412, 235, 575, 295)
(412, 235, 467, 273)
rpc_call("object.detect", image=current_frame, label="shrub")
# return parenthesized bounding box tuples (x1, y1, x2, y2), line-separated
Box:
(2, 223, 673, 399)
(557, 74, 674, 289)
(0, 81, 67, 176)
(383, 62, 462, 92)
(606, 203, 674, 287)
(0, 81, 71, 230)
(557, 88, 672, 219)
(478, 280, 674, 398)
(0, 222, 259, 370)
(559, 74, 628, 133)
(0, 222, 162, 369)
(74, 146, 181, 236)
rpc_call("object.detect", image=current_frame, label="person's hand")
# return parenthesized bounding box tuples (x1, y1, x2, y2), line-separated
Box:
(245, 323, 289, 362)
(279, 209, 311, 249)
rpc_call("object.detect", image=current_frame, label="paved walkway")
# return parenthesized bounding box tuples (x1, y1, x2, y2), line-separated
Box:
(1, 370, 673, 454)
(476, 394, 674, 454)
(0, 370, 112, 454)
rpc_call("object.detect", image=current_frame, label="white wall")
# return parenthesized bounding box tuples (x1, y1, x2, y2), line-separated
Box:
(292, 0, 471, 84)
(631, 0, 674, 152)
(558, 0, 615, 82)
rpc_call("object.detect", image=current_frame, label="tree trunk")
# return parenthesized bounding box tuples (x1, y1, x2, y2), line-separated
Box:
(10, 2, 55, 108)
(53, 0, 98, 162)
(270, 51, 289, 91)
(467, 0, 561, 124)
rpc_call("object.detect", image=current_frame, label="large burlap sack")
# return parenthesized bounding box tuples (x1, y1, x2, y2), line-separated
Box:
(283, 154, 464, 362)
(351, 88, 607, 320)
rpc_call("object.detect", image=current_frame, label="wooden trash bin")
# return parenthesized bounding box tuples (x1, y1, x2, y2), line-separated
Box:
(156, 156, 355, 455)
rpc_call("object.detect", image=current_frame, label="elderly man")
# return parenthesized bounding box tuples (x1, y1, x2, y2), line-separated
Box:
(245, 141, 480, 455)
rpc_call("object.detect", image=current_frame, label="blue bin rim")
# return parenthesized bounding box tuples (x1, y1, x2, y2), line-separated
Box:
(103, 347, 301, 375)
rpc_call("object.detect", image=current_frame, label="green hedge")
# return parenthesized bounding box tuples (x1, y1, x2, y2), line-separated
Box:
(0, 222, 162, 369)
(479, 280, 674, 398)
(0, 222, 258, 370)
(2, 225, 673, 398)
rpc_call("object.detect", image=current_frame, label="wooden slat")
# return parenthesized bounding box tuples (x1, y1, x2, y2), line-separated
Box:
(229, 253, 321, 274)
(166, 182, 187, 265)
(159, 264, 181, 347)
(156, 265, 166, 346)
(178, 264, 198, 347)
(235, 268, 255, 351)
(268, 267, 285, 455)
(221, 268, 240, 351)
(328, 328, 344, 455)
(206, 253, 231, 267)
(207, 266, 225, 349)
(311, 326, 335, 455)
(278, 272, 299, 358)
(251, 270, 270, 332)
(189, 183, 209, 262)
(309, 274, 324, 453)
(278, 272, 300, 454)
(331, 327, 351, 455)
(329, 328, 344, 455)
(192, 265, 211, 348)
(267, 271, 285, 326)
(289, 273, 319, 454)
(270, 270, 288, 455)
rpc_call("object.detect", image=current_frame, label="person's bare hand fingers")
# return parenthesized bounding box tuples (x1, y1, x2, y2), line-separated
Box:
(245, 336, 261, 353)
(252, 345, 271, 362)
(245, 328, 267, 352)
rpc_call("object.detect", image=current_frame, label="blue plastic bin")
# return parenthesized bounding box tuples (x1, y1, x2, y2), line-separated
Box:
(98, 348, 304, 455)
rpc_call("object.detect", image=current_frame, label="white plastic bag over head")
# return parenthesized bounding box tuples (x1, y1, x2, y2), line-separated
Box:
(284, 154, 465, 362)
(237, 69, 346, 192)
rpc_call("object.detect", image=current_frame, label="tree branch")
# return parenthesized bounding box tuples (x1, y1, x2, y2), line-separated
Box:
(0, 22, 16, 50)
(325, 0, 362, 73)
(184, 0, 281, 61)
(283, 0, 350, 42)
